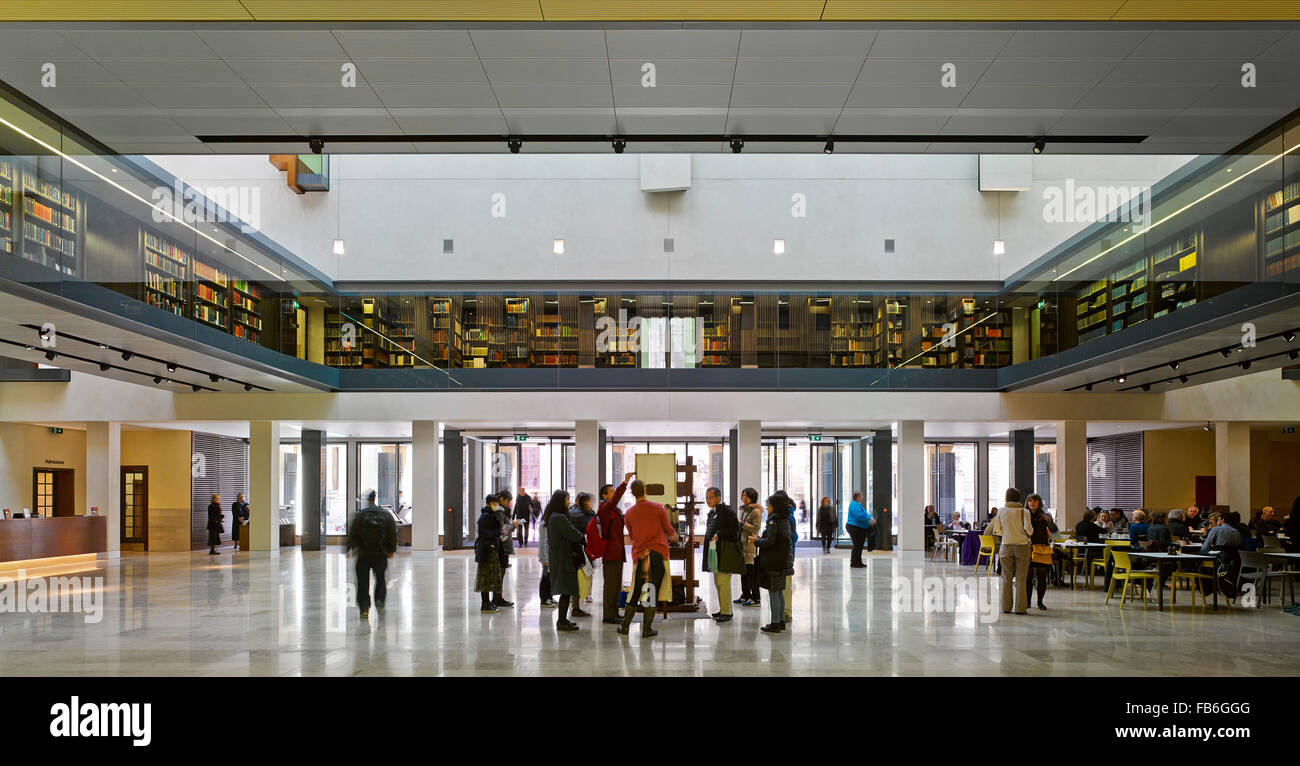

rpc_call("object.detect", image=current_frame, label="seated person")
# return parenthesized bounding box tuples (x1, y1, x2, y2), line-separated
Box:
(1074, 509, 1103, 543)
(1145, 511, 1171, 551)
(1096, 510, 1113, 534)
(1167, 509, 1190, 540)
(1200, 512, 1242, 554)
(946, 511, 970, 531)
(1225, 511, 1251, 540)
(1109, 508, 1129, 532)
(1185, 505, 1203, 530)
(1127, 509, 1149, 545)
(1251, 506, 1281, 538)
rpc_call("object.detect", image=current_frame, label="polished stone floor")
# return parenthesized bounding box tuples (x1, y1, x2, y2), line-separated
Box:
(0, 546, 1295, 677)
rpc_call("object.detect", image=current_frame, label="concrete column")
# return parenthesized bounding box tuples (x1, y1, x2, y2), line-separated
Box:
(1055, 420, 1087, 530)
(728, 427, 739, 504)
(598, 427, 607, 487)
(1215, 421, 1251, 517)
(1012, 428, 1035, 496)
(897, 420, 925, 551)
(871, 429, 891, 538)
(443, 428, 464, 550)
(736, 420, 761, 500)
(412, 420, 440, 551)
(85, 422, 120, 556)
(248, 420, 280, 552)
(300, 429, 324, 551)
(576, 420, 600, 496)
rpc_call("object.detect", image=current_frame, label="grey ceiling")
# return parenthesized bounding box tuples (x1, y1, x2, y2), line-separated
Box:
(0, 23, 1298, 154)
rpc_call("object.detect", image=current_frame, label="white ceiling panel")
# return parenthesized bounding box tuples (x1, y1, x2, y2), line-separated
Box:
(1128, 30, 1287, 59)
(13, 84, 149, 109)
(736, 29, 876, 59)
(168, 109, 296, 135)
(733, 57, 864, 86)
(845, 85, 970, 108)
(196, 29, 349, 59)
(1076, 85, 1215, 109)
(253, 84, 384, 108)
(940, 108, 1065, 134)
(615, 108, 728, 134)
(480, 57, 611, 84)
(728, 85, 852, 108)
(333, 29, 479, 59)
(724, 108, 841, 134)
(609, 58, 737, 85)
(354, 58, 488, 85)
(275, 108, 403, 134)
(390, 108, 511, 134)
(0, 29, 88, 58)
(0, 58, 118, 84)
(371, 85, 501, 108)
(979, 58, 1116, 85)
(869, 30, 1013, 59)
(855, 58, 991, 85)
(604, 29, 741, 59)
(833, 107, 952, 134)
(57, 29, 219, 60)
(612, 85, 733, 108)
(226, 59, 358, 85)
(500, 107, 616, 134)
(492, 84, 613, 108)
(962, 85, 1091, 109)
(1102, 60, 1241, 85)
(132, 84, 267, 109)
(997, 30, 1150, 60)
(469, 30, 608, 58)
(100, 58, 244, 86)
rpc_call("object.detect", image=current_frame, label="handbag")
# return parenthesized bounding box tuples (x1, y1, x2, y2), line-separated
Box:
(707, 546, 718, 572)
(716, 539, 745, 574)
(1031, 543, 1053, 566)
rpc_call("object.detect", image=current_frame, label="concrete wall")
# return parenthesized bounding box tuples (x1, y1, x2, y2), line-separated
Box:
(120, 429, 192, 552)
(0, 422, 86, 516)
(1142, 428, 1214, 511)
(149, 153, 1192, 283)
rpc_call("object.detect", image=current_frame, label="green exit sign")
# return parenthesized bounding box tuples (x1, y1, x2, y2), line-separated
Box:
(1285, 426, 1296, 435)
(48, 427, 63, 435)
(513, 434, 528, 442)
(809, 434, 822, 442)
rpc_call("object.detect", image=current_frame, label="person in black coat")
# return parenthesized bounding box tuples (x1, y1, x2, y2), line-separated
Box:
(474, 495, 511, 612)
(206, 493, 224, 555)
(513, 488, 533, 547)
(816, 497, 837, 553)
(701, 488, 740, 622)
(755, 493, 794, 634)
(230, 493, 250, 550)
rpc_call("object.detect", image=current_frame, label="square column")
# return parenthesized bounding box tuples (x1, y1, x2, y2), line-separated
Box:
(299, 429, 325, 551)
(1012, 428, 1035, 495)
(85, 422, 120, 556)
(248, 420, 280, 552)
(897, 420, 924, 551)
(412, 420, 441, 551)
(736, 420, 761, 500)
(1215, 421, 1251, 517)
(1054, 420, 1086, 530)
(576, 420, 600, 496)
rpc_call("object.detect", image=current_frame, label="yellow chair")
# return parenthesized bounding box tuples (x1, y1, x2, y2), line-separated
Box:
(1106, 550, 1159, 607)
(1168, 560, 1215, 607)
(1090, 539, 1131, 589)
(976, 535, 997, 575)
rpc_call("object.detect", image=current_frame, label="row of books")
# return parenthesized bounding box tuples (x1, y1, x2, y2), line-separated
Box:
(144, 249, 186, 279)
(143, 232, 187, 263)
(23, 220, 75, 255)
(145, 270, 185, 300)
(24, 197, 75, 233)
(193, 260, 228, 287)
(22, 175, 77, 211)
(193, 304, 225, 327)
(195, 282, 227, 308)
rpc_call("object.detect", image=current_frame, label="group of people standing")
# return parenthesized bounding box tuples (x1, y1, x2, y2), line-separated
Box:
(469, 476, 806, 636)
(204, 492, 250, 555)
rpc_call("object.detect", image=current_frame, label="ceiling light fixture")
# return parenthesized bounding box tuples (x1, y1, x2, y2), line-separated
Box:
(823, 139, 834, 154)
(1219, 349, 1233, 358)
(612, 138, 626, 154)
(992, 239, 1006, 255)
(1290, 349, 1299, 360)
(1141, 383, 1151, 391)
(308, 138, 324, 155)
(166, 363, 178, 372)
(209, 374, 221, 383)
(552, 239, 565, 254)
(121, 351, 133, 361)
(191, 384, 201, 392)
(244, 384, 253, 391)
(44, 350, 56, 361)
(152, 376, 162, 384)
(773, 239, 786, 255)
(1115, 375, 1127, 383)
(98, 362, 110, 371)
(332, 238, 345, 256)
(1179, 375, 1190, 384)
(1203, 422, 1213, 431)
(97, 343, 109, 350)
(730, 139, 744, 154)
(1084, 383, 1093, 391)
(1285, 331, 1297, 343)
(507, 139, 522, 154)
(1032, 138, 1046, 154)
(1240, 361, 1251, 370)
(1168, 361, 1180, 371)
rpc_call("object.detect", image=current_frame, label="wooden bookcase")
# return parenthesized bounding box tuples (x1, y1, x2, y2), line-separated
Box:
(1263, 180, 1300, 278)
(2, 162, 83, 277)
(229, 279, 262, 345)
(829, 296, 872, 368)
(429, 297, 463, 368)
(191, 258, 230, 332)
(141, 230, 189, 317)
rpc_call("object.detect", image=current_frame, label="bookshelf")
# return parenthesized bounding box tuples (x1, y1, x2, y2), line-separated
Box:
(1108, 257, 1149, 335)
(1149, 231, 1198, 320)
(700, 312, 731, 367)
(0, 161, 12, 256)
(385, 299, 415, 367)
(1264, 180, 1300, 278)
(429, 297, 463, 368)
(324, 306, 364, 368)
(531, 297, 579, 367)
(965, 307, 1012, 368)
(229, 279, 262, 344)
(830, 297, 872, 368)
(14, 166, 81, 276)
(594, 297, 637, 367)
(191, 258, 229, 331)
(1075, 277, 1109, 345)
(498, 297, 531, 368)
(870, 298, 908, 367)
(141, 231, 189, 317)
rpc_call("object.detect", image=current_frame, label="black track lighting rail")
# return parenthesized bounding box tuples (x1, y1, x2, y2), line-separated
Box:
(1065, 328, 1300, 392)
(15, 325, 271, 392)
(0, 338, 220, 392)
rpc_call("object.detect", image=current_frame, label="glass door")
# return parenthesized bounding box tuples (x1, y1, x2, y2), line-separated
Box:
(121, 467, 147, 546)
(809, 442, 838, 545)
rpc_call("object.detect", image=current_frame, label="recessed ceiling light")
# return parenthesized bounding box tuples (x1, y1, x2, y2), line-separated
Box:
(1285, 331, 1296, 343)
(191, 384, 201, 392)
(992, 239, 1006, 255)
(121, 351, 133, 361)
(209, 374, 221, 382)
(553, 239, 565, 254)
(1219, 349, 1233, 359)
(1084, 383, 1093, 391)
(332, 238, 345, 256)
(1240, 361, 1251, 370)
(1179, 375, 1189, 384)
(153, 376, 162, 384)
(1141, 384, 1150, 391)
(244, 384, 253, 391)
(773, 239, 785, 254)
(44, 350, 56, 361)
(98, 362, 110, 371)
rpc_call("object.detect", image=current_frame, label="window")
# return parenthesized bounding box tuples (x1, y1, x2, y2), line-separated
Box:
(34, 469, 54, 516)
(925, 443, 977, 527)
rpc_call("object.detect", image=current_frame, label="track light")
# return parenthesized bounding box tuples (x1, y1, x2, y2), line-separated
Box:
(24, 345, 34, 351)
(1240, 361, 1251, 370)
(1084, 383, 1093, 391)
(1285, 331, 1296, 343)
(97, 343, 109, 350)
(1168, 361, 1180, 371)
(1290, 350, 1299, 360)
(1219, 349, 1232, 359)
(44, 350, 56, 361)
(507, 139, 522, 154)
(612, 139, 626, 154)
(209, 374, 221, 383)
(152, 376, 162, 384)
(244, 384, 253, 391)
(191, 384, 201, 392)
(1203, 422, 1212, 431)
(166, 363, 178, 372)
(823, 139, 834, 154)
(1141, 384, 1151, 391)
(1179, 375, 1190, 384)
(121, 351, 133, 361)
(98, 362, 110, 371)
(730, 139, 744, 154)
(308, 138, 324, 155)
(1115, 375, 1127, 384)
(1032, 138, 1046, 154)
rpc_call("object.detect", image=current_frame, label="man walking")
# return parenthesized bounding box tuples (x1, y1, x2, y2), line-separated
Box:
(845, 492, 872, 568)
(619, 480, 679, 638)
(596, 472, 633, 624)
(347, 490, 398, 622)
(988, 488, 1033, 615)
(513, 487, 533, 547)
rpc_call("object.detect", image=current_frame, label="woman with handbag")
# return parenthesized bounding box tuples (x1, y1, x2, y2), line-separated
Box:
(755, 493, 794, 634)
(735, 487, 763, 607)
(206, 493, 223, 556)
(1025, 493, 1057, 611)
(543, 490, 585, 632)
(568, 492, 597, 616)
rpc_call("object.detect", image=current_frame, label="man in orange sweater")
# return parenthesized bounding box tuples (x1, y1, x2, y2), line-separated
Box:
(618, 480, 679, 638)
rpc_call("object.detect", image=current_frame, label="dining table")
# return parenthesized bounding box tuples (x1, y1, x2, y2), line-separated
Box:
(1053, 541, 1106, 588)
(1264, 552, 1300, 605)
(1122, 550, 1219, 611)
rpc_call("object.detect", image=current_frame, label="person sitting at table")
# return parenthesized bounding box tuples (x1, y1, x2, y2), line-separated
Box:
(1283, 496, 1300, 553)
(1200, 511, 1241, 553)
(1109, 508, 1129, 533)
(1224, 510, 1251, 540)
(1127, 509, 1149, 545)
(923, 505, 939, 549)
(1186, 505, 1203, 529)
(1145, 511, 1171, 552)
(1095, 510, 1113, 534)
(1073, 508, 1102, 544)
(1167, 508, 1190, 540)
(1248, 506, 1281, 539)
(946, 511, 970, 531)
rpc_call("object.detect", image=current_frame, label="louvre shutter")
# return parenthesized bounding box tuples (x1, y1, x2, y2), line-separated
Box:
(1085, 433, 1143, 511)
(190, 432, 250, 548)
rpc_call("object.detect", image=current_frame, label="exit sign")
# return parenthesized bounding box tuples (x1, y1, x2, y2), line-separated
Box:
(48, 427, 63, 435)
(809, 434, 822, 442)
(513, 434, 528, 442)
(1285, 426, 1296, 435)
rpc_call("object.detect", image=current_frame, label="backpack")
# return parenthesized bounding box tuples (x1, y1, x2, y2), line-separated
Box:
(357, 510, 388, 552)
(585, 514, 607, 560)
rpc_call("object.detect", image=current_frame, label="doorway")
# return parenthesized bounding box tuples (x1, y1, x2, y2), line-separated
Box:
(32, 468, 75, 517)
(121, 466, 148, 548)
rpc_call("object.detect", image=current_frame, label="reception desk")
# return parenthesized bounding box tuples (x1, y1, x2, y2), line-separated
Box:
(0, 516, 108, 566)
